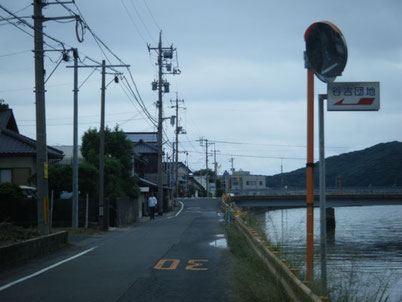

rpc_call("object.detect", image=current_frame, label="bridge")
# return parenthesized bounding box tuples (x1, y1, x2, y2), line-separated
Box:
(233, 191, 402, 208)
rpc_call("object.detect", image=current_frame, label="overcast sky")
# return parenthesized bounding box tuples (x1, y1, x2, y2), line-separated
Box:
(1, 0, 401, 176)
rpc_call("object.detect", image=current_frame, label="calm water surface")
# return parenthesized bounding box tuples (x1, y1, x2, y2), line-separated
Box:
(256, 205, 402, 301)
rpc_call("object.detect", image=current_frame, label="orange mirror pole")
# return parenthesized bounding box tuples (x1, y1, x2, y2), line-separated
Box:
(306, 68, 315, 281)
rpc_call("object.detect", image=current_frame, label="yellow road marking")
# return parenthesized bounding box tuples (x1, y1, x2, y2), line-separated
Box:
(185, 259, 208, 271)
(153, 259, 180, 270)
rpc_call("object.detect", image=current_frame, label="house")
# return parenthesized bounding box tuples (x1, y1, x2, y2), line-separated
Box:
(53, 145, 84, 166)
(125, 132, 159, 179)
(165, 161, 193, 197)
(125, 132, 173, 210)
(0, 103, 64, 186)
(223, 170, 266, 196)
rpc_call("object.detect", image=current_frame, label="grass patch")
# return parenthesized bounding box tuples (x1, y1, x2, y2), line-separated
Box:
(0, 222, 41, 246)
(226, 224, 288, 302)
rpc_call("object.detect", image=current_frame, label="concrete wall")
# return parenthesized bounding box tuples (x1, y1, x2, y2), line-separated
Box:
(115, 197, 138, 227)
(233, 216, 323, 302)
(0, 231, 68, 270)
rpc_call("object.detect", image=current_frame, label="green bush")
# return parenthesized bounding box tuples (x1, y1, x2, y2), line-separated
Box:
(0, 183, 24, 202)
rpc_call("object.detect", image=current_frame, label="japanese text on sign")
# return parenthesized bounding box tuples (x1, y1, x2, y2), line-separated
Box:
(331, 86, 377, 97)
(327, 82, 380, 111)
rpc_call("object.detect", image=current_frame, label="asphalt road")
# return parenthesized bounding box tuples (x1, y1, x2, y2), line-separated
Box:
(0, 198, 236, 302)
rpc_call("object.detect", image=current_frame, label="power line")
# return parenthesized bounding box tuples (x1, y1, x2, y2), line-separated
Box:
(54, 0, 156, 128)
(18, 115, 147, 127)
(0, 3, 65, 49)
(208, 139, 349, 150)
(128, 0, 155, 43)
(142, 0, 161, 31)
(120, 75, 157, 125)
(185, 150, 305, 161)
(120, 0, 147, 44)
(0, 49, 31, 58)
(119, 76, 157, 129)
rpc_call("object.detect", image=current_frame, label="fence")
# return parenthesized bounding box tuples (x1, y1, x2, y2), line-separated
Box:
(1, 196, 138, 228)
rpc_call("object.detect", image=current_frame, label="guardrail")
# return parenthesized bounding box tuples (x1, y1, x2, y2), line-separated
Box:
(229, 186, 402, 196)
(221, 195, 325, 302)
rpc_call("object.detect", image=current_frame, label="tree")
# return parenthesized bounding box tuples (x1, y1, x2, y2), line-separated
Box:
(0, 183, 23, 201)
(81, 125, 140, 200)
(48, 165, 71, 197)
(48, 162, 98, 198)
(215, 179, 223, 197)
(193, 168, 215, 178)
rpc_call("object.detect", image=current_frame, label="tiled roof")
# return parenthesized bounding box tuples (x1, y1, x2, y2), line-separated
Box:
(0, 128, 64, 159)
(134, 141, 158, 154)
(0, 108, 64, 160)
(138, 177, 171, 190)
(0, 109, 19, 132)
(125, 132, 157, 143)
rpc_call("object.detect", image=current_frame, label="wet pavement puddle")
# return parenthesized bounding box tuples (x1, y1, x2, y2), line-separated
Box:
(209, 235, 228, 248)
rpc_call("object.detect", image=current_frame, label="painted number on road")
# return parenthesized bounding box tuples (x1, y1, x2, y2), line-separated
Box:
(153, 259, 208, 271)
(153, 259, 180, 270)
(185, 259, 208, 271)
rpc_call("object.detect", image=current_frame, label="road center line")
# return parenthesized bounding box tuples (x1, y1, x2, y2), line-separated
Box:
(0, 246, 97, 292)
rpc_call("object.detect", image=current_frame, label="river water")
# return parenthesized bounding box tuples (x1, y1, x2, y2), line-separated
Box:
(256, 205, 402, 301)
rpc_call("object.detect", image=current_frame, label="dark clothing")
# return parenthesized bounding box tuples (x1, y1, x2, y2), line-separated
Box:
(149, 206, 156, 220)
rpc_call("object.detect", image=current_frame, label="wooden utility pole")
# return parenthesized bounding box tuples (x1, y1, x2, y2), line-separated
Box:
(33, 0, 50, 234)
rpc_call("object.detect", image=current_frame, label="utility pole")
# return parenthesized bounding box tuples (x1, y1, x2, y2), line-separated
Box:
(185, 152, 189, 196)
(171, 93, 185, 199)
(148, 31, 180, 214)
(198, 138, 214, 197)
(33, 0, 49, 234)
(229, 157, 235, 174)
(157, 32, 164, 214)
(213, 146, 220, 197)
(280, 158, 284, 189)
(72, 48, 79, 228)
(99, 60, 107, 230)
(31, 0, 81, 232)
(206, 139, 209, 197)
(67, 62, 129, 231)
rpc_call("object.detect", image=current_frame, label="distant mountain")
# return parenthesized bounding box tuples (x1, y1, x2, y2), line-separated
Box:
(266, 141, 402, 188)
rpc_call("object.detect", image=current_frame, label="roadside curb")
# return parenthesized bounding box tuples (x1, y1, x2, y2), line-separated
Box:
(0, 231, 68, 271)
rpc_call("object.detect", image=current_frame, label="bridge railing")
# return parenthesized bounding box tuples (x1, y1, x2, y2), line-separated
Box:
(229, 186, 402, 196)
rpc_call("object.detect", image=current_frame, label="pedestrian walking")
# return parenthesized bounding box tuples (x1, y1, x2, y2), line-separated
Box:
(148, 193, 158, 220)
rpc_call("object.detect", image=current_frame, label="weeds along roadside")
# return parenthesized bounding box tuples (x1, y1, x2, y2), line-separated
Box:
(243, 210, 393, 302)
(225, 223, 288, 302)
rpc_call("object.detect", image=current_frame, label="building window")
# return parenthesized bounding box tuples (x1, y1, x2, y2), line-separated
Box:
(246, 181, 249, 185)
(259, 181, 263, 186)
(0, 169, 12, 183)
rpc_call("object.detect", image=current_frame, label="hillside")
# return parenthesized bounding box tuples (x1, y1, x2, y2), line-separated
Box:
(266, 141, 402, 188)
